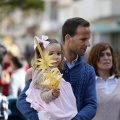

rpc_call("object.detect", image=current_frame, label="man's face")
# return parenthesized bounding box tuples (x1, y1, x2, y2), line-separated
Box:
(68, 26, 90, 56)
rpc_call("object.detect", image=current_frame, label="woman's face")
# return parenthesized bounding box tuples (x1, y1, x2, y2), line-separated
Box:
(97, 48, 113, 71)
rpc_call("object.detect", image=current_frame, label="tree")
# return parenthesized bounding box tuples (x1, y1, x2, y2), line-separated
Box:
(0, 0, 45, 23)
(0, 0, 44, 11)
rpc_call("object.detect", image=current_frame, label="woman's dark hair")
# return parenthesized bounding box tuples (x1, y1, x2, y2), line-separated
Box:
(11, 57, 23, 69)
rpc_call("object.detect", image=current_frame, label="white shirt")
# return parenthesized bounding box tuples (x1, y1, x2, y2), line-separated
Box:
(96, 75, 118, 94)
(9, 68, 26, 97)
(64, 55, 78, 69)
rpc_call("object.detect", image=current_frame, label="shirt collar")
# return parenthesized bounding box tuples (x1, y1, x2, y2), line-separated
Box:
(64, 55, 78, 64)
(96, 75, 118, 82)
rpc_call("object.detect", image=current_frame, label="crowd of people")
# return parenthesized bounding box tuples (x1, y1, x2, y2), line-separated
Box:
(0, 17, 120, 120)
(0, 44, 29, 120)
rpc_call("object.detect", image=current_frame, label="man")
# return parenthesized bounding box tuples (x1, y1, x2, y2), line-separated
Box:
(61, 17, 97, 119)
(17, 17, 97, 120)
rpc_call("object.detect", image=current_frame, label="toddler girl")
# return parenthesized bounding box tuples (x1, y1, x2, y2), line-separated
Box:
(25, 35, 77, 120)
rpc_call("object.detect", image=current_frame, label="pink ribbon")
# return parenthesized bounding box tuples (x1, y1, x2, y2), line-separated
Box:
(34, 35, 49, 50)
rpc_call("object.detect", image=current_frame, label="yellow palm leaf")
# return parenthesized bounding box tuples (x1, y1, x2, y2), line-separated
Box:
(41, 68, 63, 89)
(36, 53, 56, 72)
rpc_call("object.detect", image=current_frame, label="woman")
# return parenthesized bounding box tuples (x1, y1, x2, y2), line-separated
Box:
(9, 56, 26, 97)
(87, 42, 120, 120)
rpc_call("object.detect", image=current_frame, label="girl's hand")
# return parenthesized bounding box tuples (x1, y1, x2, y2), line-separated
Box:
(52, 88, 60, 98)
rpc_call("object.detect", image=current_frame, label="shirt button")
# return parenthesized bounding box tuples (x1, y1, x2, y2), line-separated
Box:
(65, 70, 68, 73)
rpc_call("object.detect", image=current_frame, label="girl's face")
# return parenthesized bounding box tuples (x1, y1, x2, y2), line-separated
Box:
(43, 43, 62, 68)
(97, 48, 113, 71)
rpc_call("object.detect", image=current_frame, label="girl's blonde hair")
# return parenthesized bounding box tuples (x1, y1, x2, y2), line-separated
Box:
(31, 38, 64, 69)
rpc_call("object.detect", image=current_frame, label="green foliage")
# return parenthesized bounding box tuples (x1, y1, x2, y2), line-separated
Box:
(0, 0, 44, 11)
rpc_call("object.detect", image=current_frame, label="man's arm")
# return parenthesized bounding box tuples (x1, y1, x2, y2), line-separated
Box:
(16, 79, 39, 120)
(73, 67, 97, 120)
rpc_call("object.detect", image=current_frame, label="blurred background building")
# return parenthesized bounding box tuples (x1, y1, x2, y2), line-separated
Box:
(0, 0, 120, 66)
